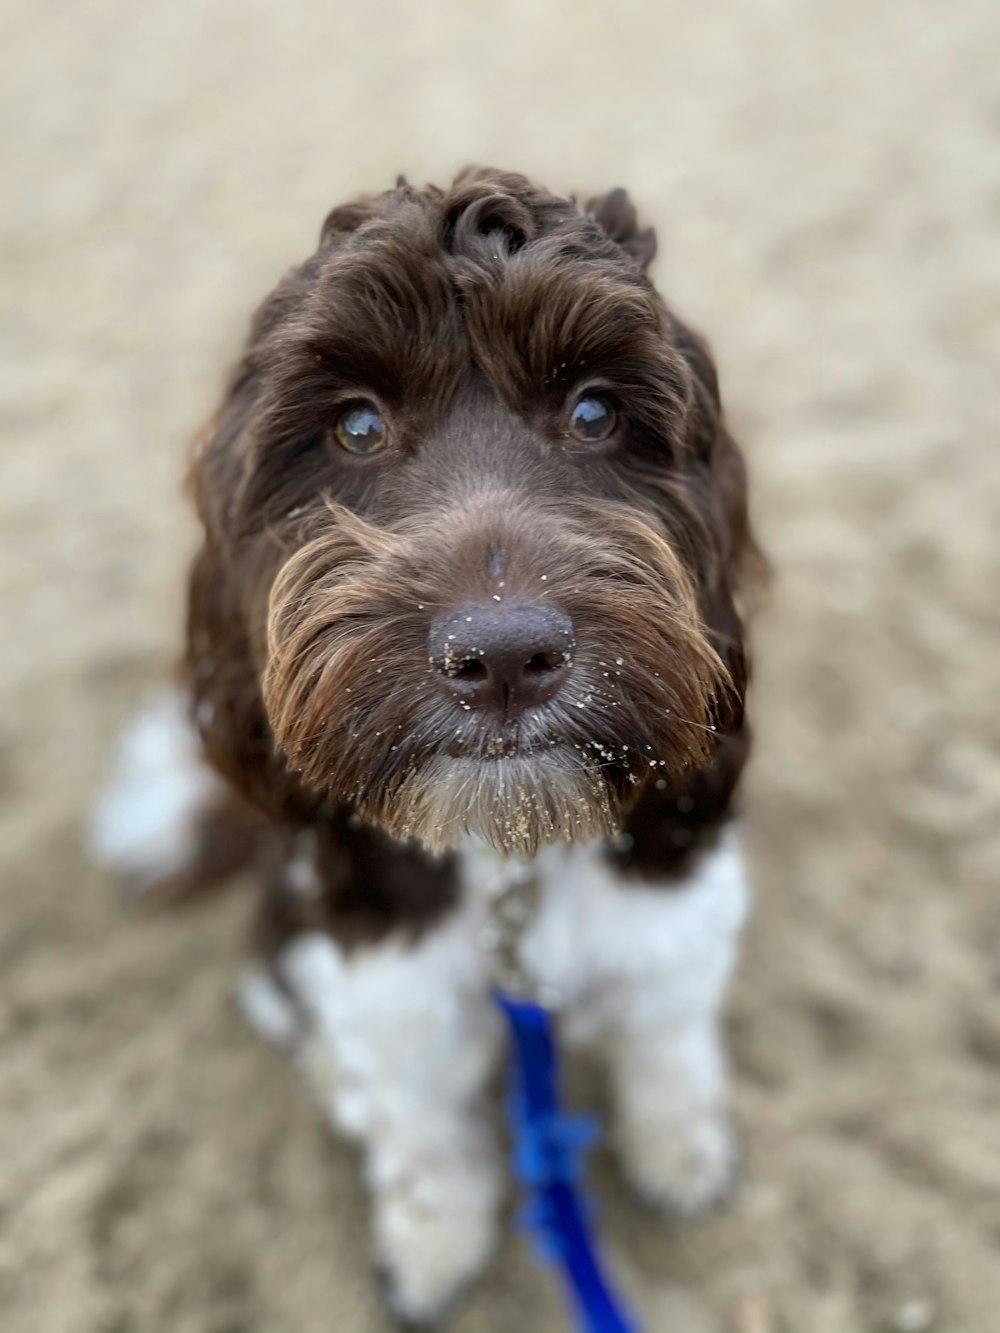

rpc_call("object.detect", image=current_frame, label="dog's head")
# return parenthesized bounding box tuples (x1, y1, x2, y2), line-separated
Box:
(189, 168, 755, 856)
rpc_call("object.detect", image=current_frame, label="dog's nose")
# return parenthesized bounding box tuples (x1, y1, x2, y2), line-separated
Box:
(429, 604, 574, 717)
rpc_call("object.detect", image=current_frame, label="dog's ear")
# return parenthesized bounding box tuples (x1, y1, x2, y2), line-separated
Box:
(586, 187, 657, 272)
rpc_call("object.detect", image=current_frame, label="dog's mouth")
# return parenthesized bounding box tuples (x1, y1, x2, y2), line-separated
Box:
(443, 726, 566, 761)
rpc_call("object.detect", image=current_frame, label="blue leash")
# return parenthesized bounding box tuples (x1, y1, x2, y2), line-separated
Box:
(494, 988, 640, 1333)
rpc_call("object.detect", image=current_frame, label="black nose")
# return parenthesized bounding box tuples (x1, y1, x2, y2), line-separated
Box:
(429, 604, 575, 717)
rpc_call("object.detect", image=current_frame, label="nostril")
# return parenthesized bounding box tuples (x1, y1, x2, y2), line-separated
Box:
(524, 651, 566, 677)
(451, 657, 488, 682)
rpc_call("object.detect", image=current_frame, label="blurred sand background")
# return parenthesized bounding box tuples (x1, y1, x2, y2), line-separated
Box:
(2, 2, 1000, 1330)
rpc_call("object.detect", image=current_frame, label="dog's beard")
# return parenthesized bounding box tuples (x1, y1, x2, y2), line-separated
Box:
(264, 499, 731, 857)
(364, 749, 615, 857)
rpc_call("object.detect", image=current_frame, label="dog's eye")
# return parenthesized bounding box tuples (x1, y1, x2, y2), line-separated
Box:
(567, 394, 618, 443)
(332, 402, 388, 455)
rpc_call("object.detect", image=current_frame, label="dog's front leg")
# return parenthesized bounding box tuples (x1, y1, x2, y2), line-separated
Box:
(525, 826, 749, 1217)
(608, 987, 738, 1217)
(261, 895, 503, 1326)
(603, 829, 749, 1215)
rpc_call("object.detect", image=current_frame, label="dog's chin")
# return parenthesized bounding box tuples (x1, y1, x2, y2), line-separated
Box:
(357, 747, 619, 858)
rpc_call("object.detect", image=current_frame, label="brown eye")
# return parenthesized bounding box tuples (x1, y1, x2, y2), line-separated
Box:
(333, 402, 388, 455)
(567, 394, 618, 443)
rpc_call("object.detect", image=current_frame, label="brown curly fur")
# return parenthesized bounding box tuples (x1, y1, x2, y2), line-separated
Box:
(183, 167, 760, 921)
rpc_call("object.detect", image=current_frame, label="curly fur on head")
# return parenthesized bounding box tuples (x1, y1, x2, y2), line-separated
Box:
(186, 166, 757, 858)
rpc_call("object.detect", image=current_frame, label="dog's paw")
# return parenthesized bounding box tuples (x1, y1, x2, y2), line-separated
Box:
(616, 1107, 737, 1218)
(370, 1156, 500, 1326)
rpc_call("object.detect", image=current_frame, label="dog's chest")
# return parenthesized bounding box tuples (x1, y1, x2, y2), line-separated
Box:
(458, 832, 746, 1044)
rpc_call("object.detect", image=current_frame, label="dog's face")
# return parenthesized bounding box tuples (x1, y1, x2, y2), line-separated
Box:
(190, 169, 751, 856)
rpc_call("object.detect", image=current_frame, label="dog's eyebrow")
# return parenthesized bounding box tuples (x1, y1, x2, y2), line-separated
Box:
(456, 253, 690, 442)
(254, 244, 468, 422)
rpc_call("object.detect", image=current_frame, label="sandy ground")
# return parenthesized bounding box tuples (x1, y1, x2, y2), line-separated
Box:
(2, 2, 1000, 1330)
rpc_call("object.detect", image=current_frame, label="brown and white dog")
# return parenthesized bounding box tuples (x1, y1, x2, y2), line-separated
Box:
(92, 168, 761, 1325)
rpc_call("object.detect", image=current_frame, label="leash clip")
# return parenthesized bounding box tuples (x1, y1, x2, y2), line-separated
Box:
(486, 858, 542, 998)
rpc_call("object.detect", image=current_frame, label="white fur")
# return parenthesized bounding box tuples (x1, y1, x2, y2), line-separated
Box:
(237, 968, 299, 1048)
(267, 898, 503, 1324)
(537, 831, 747, 1211)
(521, 828, 748, 1040)
(517, 829, 747, 1211)
(89, 690, 224, 890)
(255, 829, 749, 1314)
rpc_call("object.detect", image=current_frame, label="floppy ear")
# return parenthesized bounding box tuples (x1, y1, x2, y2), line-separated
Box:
(586, 187, 657, 272)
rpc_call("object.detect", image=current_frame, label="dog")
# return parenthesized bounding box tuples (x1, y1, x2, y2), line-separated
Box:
(92, 167, 761, 1325)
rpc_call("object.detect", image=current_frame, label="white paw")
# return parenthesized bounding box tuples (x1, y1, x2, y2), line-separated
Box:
(370, 1149, 501, 1325)
(616, 1106, 737, 1217)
